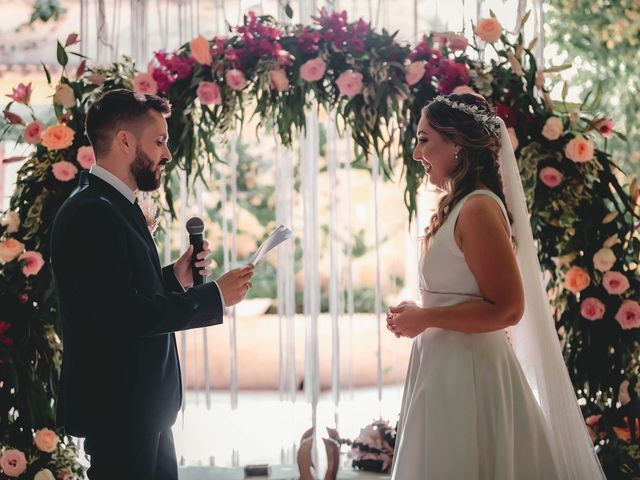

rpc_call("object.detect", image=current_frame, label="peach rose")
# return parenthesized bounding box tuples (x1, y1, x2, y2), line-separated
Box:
(34, 427, 59, 453)
(225, 69, 247, 91)
(299, 57, 326, 82)
(580, 297, 606, 321)
(336, 70, 364, 97)
(565, 135, 594, 163)
(615, 300, 640, 330)
(1, 211, 20, 234)
(564, 266, 590, 293)
(405, 61, 426, 86)
(41, 124, 75, 150)
(197, 81, 222, 105)
(190, 36, 212, 65)
(133, 72, 158, 95)
(603, 271, 630, 295)
(24, 120, 45, 145)
(269, 69, 290, 92)
(19, 251, 44, 277)
(53, 84, 76, 108)
(0, 238, 25, 262)
(542, 117, 563, 141)
(34, 469, 55, 480)
(452, 85, 475, 95)
(57, 470, 73, 480)
(76, 145, 96, 169)
(585, 414, 602, 428)
(593, 247, 616, 272)
(52, 161, 78, 182)
(448, 34, 468, 51)
(0, 449, 27, 477)
(475, 18, 502, 43)
(539, 166, 563, 188)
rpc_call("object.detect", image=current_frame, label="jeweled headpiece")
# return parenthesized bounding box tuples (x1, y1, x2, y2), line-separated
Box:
(431, 95, 501, 137)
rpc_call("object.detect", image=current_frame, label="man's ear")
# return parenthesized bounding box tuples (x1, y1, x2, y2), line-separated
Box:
(115, 130, 134, 155)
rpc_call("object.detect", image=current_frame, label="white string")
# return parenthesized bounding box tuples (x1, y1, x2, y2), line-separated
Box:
(344, 129, 355, 399)
(229, 134, 239, 409)
(372, 151, 383, 416)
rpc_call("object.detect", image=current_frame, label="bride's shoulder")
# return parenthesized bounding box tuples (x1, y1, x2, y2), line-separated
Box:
(456, 194, 509, 237)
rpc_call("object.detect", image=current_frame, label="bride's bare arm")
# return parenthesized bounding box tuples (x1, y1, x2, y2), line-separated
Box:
(389, 196, 524, 336)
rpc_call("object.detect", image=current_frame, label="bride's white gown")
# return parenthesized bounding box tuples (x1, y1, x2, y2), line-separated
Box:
(391, 189, 562, 479)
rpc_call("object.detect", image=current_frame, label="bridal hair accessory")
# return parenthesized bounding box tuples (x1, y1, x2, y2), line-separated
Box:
(432, 95, 501, 137)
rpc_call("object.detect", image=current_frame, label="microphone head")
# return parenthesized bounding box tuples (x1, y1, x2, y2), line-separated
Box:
(186, 216, 204, 235)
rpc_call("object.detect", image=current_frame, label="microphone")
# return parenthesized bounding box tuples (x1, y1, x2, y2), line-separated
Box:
(186, 217, 205, 286)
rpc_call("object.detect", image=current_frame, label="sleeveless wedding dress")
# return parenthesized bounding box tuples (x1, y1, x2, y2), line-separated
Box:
(391, 189, 562, 479)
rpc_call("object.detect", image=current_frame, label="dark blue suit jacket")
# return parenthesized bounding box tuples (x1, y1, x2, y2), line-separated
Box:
(51, 171, 223, 436)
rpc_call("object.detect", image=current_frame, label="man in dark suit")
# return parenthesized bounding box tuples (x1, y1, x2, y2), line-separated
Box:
(50, 89, 254, 479)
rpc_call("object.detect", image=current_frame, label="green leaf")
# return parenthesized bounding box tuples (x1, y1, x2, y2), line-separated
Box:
(285, 3, 293, 19)
(562, 81, 568, 101)
(41, 62, 52, 84)
(489, 9, 497, 19)
(56, 41, 68, 67)
(520, 10, 531, 29)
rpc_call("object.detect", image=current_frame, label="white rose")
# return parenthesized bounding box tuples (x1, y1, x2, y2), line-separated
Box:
(542, 117, 563, 141)
(1, 211, 20, 233)
(35, 469, 55, 480)
(593, 247, 616, 272)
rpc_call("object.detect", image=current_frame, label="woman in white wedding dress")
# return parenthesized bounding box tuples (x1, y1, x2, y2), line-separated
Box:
(386, 93, 605, 479)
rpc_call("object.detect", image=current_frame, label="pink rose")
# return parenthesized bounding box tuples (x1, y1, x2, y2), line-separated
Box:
(0, 238, 25, 262)
(593, 247, 616, 272)
(133, 73, 158, 95)
(76, 145, 96, 169)
(225, 69, 247, 91)
(565, 135, 594, 163)
(564, 266, 590, 294)
(19, 251, 44, 277)
(53, 84, 76, 108)
(615, 300, 640, 330)
(0, 449, 27, 477)
(299, 57, 326, 82)
(336, 70, 364, 97)
(24, 121, 45, 144)
(34, 427, 59, 453)
(452, 85, 475, 95)
(269, 69, 290, 92)
(190, 36, 213, 65)
(196, 81, 222, 105)
(475, 18, 502, 43)
(580, 297, 606, 321)
(6, 83, 32, 105)
(52, 161, 79, 182)
(603, 271, 630, 295)
(448, 34, 469, 52)
(585, 414, 602, 428)
(592, 116, 615, 138)
(539, 166, 563, 188)
(405, 61, 426, 86)
(542, 117, 563, 141)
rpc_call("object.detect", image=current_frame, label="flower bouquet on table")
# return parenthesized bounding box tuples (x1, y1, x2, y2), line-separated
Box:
(347, 420, 396, 473)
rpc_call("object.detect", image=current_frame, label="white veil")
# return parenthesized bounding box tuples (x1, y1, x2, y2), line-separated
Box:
(498, 117, 606, 479)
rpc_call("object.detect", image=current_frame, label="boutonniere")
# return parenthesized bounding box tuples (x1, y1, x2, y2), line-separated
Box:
(136, 193, 160, 235)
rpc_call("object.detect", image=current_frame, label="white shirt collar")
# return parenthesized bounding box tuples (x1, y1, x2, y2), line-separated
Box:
(89, 164, 136, 204)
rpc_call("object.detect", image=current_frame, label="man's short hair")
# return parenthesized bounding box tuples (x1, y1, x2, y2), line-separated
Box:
(85, 89, 171, 156)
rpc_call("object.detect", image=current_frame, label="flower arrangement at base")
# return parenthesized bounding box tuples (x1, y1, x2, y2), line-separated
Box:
(347, 420, 396, 473)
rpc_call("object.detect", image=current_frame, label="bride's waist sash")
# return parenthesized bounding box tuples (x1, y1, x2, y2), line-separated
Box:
(420, 287, 483, 308)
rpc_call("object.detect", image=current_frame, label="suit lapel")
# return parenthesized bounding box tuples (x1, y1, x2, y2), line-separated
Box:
(86, 173, 163, 276)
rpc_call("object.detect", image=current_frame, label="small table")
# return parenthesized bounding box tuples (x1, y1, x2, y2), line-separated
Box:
(179, 465, 391, 480)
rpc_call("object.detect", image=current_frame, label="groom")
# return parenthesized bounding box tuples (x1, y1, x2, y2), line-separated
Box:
(50, 89, 254, 479)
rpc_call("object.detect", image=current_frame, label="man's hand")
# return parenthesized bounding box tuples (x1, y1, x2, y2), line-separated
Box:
(174, 240, 214, 289)
(216, 264, 255, 307)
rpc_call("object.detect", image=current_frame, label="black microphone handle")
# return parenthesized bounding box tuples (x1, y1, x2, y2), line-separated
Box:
(189, 233, 204, 285)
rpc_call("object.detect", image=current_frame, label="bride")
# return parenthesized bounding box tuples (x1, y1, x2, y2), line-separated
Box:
(386, 93, 605, 479)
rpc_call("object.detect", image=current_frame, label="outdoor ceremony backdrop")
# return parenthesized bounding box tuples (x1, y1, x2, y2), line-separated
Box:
(0, 0, 639, 478)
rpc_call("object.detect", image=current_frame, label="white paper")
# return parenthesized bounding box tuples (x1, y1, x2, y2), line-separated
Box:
(249, 224, 292, 264)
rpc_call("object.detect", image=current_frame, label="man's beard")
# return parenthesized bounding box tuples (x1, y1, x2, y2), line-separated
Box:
(130, 146, 163, 191)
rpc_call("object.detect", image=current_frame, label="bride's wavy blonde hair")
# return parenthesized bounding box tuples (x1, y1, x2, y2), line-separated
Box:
(422, 93, 515, 248)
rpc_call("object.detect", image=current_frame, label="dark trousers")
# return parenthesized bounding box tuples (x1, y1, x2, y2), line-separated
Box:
(85, 428, 178, 480)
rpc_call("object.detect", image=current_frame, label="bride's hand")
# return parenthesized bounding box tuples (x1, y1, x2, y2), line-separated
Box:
(386, 301, 417, 338)
(388, 303, 427, 338)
